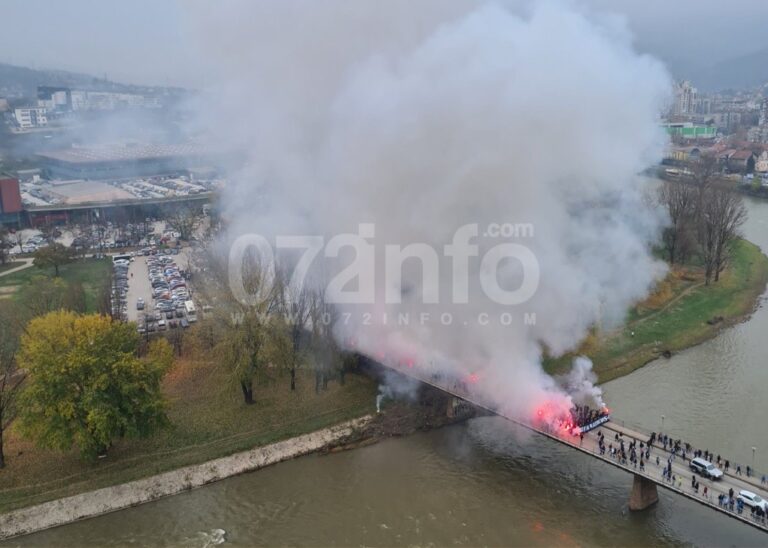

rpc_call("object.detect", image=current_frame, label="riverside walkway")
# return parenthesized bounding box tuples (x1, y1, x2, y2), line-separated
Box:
(382, 361, 768, 534)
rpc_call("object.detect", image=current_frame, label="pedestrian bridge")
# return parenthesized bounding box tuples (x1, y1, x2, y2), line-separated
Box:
(380, 361, 768, 534)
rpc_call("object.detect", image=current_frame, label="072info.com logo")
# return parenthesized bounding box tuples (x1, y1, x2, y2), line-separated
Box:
(228, 223, 539, 306)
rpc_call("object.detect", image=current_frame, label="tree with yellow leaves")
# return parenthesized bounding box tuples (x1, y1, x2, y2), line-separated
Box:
(17, 311, 173, 460)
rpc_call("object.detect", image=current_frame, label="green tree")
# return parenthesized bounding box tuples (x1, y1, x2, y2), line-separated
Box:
(33, 243, 73, 277)
(17, 312, 173, 459)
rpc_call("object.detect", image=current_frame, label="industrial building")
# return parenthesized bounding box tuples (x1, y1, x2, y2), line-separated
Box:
(37, 143, 207, 179)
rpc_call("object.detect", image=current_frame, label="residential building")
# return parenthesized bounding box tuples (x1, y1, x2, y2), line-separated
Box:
(13, 107, 47, 129)
(673, 81, 697, 116)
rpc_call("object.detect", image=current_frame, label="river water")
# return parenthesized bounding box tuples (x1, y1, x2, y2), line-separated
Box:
(11, 198, 768, 547)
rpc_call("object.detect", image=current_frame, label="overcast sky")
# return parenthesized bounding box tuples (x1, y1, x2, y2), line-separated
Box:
(1, 0, 767, 87)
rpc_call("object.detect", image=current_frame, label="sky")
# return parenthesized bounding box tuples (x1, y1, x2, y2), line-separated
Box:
(1, 0, 767, 88)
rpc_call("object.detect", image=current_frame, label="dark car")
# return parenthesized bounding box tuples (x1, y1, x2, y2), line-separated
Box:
(166, 310, 174, 319)
(180, 318, 190, 328)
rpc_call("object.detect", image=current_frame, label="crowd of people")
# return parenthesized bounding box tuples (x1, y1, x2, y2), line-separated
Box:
(570, 404, 609, 430)
(588, 429, 768, 525)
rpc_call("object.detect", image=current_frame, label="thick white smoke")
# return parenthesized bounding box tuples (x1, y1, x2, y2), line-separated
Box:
(187, 1, 671, 425)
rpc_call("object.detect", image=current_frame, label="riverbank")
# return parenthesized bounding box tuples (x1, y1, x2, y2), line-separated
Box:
(544, 238, 768, 382)
(0, 416, 373, 541)
(0, 363, 377, 514)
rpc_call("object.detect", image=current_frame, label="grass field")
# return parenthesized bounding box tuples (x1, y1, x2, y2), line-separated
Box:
(0, 258, 111, 312)
(544, 239, 768, 382)
(0, 363, 377, 513)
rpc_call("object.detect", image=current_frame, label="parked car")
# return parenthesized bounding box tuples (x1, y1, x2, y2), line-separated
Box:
(136, 298, 145, 310)
(180, 318, 190, 328)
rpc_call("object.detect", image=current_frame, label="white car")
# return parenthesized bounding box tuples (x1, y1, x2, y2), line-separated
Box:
(738, 490, 767, 512)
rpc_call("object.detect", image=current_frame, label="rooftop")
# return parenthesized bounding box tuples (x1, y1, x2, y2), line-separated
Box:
(37, 143, 204, 164)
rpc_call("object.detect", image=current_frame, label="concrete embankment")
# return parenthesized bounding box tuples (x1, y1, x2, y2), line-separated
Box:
(0, 416, 372, 540)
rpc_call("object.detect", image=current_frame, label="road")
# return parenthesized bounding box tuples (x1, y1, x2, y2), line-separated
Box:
(0, 259, 34, 278)
(125, 256, 152, 323)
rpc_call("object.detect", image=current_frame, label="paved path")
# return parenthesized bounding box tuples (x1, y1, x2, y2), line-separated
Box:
(126, 257, 152, 323)
(388, 364, 768, 534)
(0, 259, 34, 278)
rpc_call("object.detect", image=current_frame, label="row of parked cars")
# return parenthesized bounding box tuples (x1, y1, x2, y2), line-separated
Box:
(138, 255, 194, 334)
(112, 257, 133, 321)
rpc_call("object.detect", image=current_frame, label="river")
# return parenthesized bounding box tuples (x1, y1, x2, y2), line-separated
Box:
(11, 197, 768, 547)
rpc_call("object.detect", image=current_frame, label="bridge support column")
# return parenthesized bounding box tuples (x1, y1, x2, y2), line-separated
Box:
(629, 474, 658, 511)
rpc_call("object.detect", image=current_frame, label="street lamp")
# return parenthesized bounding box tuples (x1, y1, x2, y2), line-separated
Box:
(752, 446, 756, 467)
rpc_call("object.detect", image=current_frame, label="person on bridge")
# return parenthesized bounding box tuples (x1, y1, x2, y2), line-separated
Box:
(736, 465, 742, 476)
(746, 465, 752, 477)
(762, 475, 766, 485)
(725, 460, 730, 471)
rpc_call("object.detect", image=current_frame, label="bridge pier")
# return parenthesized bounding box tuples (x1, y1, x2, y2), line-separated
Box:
(629, 474, 659, 511)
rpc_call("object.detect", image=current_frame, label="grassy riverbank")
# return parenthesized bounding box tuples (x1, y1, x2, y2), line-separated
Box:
(0, 362, 376, 513)
(544, 238, 768, 382)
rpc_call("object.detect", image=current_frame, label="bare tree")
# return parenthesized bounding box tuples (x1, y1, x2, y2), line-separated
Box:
(658, 180, 697, 264)
(698, 184, 748, 284)
(166, 206, 200, 242)
(273, 271, 314, 391)
(0, 226, 10, 266)
(690, 153, 720, 214)
(0, 302, 27, 468)
(308, 287, 343, 393)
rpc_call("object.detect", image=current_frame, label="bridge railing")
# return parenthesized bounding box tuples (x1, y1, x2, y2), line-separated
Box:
(597, 416, 768, 494)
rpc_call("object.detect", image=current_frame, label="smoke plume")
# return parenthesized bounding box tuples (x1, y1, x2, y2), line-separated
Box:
(188, 1, 671, 425)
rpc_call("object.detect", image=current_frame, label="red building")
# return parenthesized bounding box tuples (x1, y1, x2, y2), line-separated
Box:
(0, 177, 23, 227)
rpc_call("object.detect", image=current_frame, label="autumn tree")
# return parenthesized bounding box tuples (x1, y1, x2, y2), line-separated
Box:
(17, 312, 173, 459)
(0, 302, 27, 468)
(33, 242, 73, 276)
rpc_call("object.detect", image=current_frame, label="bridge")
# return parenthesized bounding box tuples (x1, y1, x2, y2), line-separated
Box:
(379, 360, 768, 534)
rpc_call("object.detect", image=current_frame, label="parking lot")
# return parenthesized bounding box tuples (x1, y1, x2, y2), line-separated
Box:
(124, 248, 196, 333)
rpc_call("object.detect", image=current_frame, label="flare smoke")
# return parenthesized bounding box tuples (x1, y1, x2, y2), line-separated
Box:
(188, 1, 671, 422)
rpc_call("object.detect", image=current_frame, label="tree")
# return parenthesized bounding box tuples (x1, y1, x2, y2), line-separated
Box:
(195, 244, 278, 404)
(308, 288, 343, 393)
(19, 276, 85, 317)
(273, 273, 313, 391)
(658, 180, 697, 264)
(166, 206, 199, 241)
(690, 153, 720, 214)
(33, 242, 73, 277)
(0, 226, 10, 266)
(0, 302, 27, 468)
(697, 184, 748, 284)
(17, 312, 173, 459)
